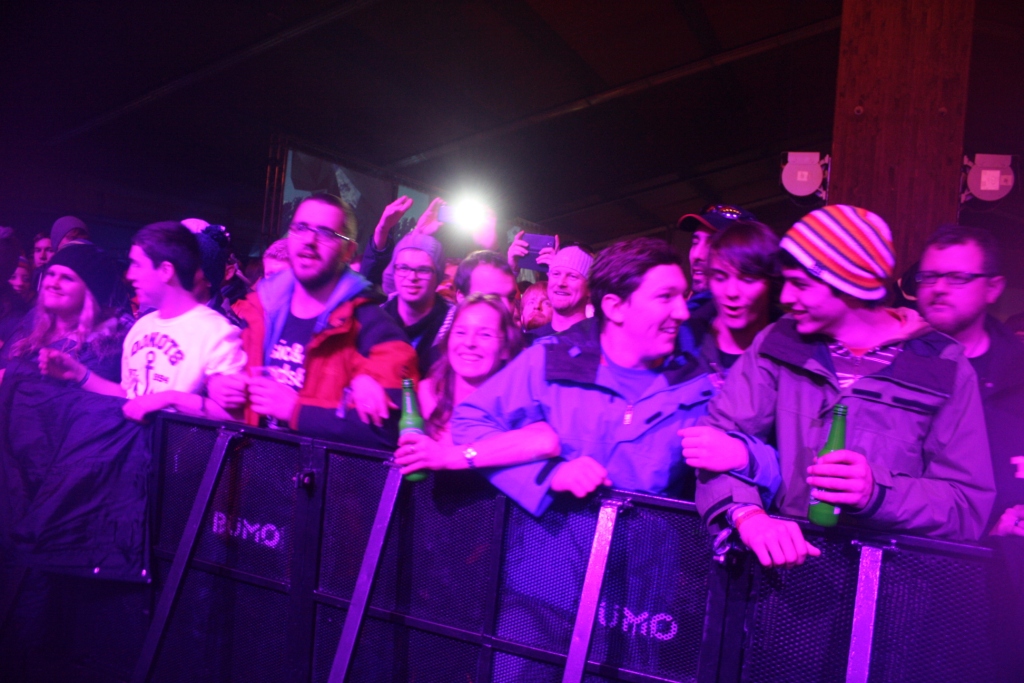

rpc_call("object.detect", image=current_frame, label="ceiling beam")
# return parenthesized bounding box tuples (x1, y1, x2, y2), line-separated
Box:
(672, 0, 749, 119)
(487, 0, 608, 94)
(389, 16, 840, 169)
(49, 0, 385, 145)
(536, 130, 831, 223)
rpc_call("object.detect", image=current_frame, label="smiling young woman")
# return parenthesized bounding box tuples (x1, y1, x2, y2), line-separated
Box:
(2, 243, 126, 384)
(392, 293, 564, 476)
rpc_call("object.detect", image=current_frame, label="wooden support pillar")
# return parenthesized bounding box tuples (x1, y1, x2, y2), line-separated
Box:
(828, 0, 975, 272)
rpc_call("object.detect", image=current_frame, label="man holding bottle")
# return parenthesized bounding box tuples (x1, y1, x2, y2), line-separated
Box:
(695, 205, 995, 568)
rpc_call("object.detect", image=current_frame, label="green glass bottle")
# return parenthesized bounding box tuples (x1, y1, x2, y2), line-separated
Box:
(399, 379, 427, 482)
(808, 404, 847, 527)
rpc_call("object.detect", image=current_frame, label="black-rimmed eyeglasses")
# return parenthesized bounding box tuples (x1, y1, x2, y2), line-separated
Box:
(914, 271, 995, 287)
(289, 222, 353, 242)
(394, 264, 435, 279)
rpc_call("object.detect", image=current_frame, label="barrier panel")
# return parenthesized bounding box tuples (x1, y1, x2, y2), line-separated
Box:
(0, 414, 1000, 683)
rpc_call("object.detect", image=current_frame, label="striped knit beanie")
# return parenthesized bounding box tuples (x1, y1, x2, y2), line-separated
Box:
(780, 205, 895, 300)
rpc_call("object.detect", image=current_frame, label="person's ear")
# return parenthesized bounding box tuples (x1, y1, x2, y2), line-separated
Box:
(156, 260, 177, 285)
(342, 239, 357, 263)
(987, 275, 1006, 305)
(601, 293, 625, 325)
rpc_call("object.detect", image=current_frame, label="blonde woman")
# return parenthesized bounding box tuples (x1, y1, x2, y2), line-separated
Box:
(1, 243, 125, 384)
(394, 293, 561, 475)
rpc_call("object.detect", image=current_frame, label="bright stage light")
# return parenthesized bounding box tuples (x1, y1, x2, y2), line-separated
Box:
(443, 198, 491, 232)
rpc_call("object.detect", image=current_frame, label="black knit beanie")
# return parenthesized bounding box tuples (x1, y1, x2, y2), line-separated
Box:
(196, 225, 230, 290)
(47, 242, 119, 307)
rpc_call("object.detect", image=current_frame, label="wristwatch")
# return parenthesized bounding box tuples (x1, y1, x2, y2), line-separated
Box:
(463, 445, 479, 469)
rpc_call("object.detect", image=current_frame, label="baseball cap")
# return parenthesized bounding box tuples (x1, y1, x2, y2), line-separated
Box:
(677, 204, 757, 233)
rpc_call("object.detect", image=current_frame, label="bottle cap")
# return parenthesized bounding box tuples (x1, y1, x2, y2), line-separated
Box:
(402, 378, 414, 389)
(833, 404, 848, 416)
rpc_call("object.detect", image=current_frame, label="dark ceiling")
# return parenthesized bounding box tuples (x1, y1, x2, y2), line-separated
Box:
(0, 0, 1022, 254)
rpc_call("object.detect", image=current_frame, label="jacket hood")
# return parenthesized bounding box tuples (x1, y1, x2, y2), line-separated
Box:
(256, 266, 372, 360)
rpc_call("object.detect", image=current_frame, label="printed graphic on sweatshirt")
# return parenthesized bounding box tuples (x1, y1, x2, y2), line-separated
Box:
(121, 307, 247, 399)
(125, 333, 186, 396)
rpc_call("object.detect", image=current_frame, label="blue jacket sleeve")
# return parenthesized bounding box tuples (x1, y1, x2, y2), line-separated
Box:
(725, 431, 782, 509)
(451, 347, 558, 516)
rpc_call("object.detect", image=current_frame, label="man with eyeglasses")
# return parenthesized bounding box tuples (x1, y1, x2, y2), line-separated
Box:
(379, 231, 451, 377)
(915, 224, 1024, 679)
(696, 206, 994, 569)
(213, 193, 417, 447)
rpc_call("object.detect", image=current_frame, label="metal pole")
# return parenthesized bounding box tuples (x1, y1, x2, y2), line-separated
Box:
(562, 499, 624, 683)
(846, 544, 884, 683)
(131, 428, 238, 683)
(327, 465, 404, 682)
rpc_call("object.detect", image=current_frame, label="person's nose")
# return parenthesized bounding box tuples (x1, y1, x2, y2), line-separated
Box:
(672, 295, 689, 322)
(780, 282, 796, 306)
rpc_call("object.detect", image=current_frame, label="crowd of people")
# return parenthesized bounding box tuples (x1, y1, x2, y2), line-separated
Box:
(1, 196, 1022, 574)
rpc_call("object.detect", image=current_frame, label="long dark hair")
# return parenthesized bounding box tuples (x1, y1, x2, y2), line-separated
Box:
(425, 294, 524, 437)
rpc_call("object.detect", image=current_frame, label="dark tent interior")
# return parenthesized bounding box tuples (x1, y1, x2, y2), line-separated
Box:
(2, 0, 1022, 308)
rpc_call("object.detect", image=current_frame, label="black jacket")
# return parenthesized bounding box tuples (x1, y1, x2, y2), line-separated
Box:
(0, 364, 149, 581)
(381, 294, 450, 378)
(975, 316, 1024, 525)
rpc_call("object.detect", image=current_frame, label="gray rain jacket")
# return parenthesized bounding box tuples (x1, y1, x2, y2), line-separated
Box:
(696, 312, 995, 541)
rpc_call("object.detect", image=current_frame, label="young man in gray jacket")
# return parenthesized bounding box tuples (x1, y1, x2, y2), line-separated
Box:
(697, 205, 995, 568)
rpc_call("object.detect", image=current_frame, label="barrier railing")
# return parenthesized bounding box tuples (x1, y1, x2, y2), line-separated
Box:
(1, 414, 998, 683)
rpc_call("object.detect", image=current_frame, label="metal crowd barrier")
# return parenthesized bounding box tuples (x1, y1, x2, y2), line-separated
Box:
(0, 414, 998, 683)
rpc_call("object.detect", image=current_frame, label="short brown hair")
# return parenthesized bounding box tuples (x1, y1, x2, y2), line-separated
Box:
(132, 221, 200, 291)
(295, 192, 357, 241)
(923, 224, 1001, 276)
(589, 237, 684, 328)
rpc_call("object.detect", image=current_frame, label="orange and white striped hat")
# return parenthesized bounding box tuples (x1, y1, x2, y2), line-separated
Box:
(780, 205, 895, 300)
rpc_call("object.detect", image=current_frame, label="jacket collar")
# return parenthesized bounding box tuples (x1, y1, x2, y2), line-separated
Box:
(759, 317, 836, 378)
(760, 315, 959, 395)
(876, 332, 958, 395)
(544, 318, 706, 387)
(257, 266, 371, 360)
(382, 293, 449, 336)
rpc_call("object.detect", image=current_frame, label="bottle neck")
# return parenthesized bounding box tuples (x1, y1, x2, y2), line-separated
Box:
(402, 386, 418, 415)
(826, 414, 846, 450)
